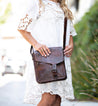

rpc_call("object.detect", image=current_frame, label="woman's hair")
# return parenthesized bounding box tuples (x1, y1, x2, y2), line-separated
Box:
(39, 0, 74, 20)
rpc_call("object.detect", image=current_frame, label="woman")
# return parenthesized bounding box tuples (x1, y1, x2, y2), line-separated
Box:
(17, 0, 77, 106)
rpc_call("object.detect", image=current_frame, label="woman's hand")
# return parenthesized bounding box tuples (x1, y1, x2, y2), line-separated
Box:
(18, 30, 51, 57)
(34, 42, 51, 57)
(64, 35, 74, 57)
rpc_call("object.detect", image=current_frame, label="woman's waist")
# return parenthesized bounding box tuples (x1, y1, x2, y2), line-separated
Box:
(31, 32, 63, 49)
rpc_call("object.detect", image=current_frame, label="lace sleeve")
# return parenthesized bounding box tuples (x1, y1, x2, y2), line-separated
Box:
(17, 14, 33, 31)
(17, 0, 39, 33)
(70, 20, 77, 36)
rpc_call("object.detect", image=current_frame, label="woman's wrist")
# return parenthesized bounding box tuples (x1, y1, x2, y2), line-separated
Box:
(69, 35, 73, 46)
(32, 40, 38, 48)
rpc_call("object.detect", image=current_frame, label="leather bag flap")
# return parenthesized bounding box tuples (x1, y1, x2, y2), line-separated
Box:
(32, 47, 64, 64)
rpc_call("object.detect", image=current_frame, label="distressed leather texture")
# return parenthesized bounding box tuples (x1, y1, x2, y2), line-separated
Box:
(31, 47, 67, 83)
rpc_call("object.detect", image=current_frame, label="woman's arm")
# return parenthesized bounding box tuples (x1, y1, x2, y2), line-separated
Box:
(18, 30, 38, 47)
(64, 35, 74, 57)
(18, 30, 51, 57)
(63, 19, 77, 57)
(17, 0, 51, 57)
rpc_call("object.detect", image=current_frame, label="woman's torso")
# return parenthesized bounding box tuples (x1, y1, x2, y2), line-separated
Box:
(30, 0, 65, 48)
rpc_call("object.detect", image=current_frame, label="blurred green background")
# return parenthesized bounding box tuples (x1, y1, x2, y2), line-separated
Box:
(71, 1, 98, 101)
(0, 3, 11, 25)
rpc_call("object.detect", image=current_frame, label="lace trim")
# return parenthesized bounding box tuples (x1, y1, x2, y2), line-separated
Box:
(18, 14, 32, 31)
(47, 3, 63, 14)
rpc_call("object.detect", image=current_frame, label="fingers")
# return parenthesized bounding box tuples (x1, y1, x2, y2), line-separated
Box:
(38, 45, 51, 57)
(43, 47, 49, 56)
(38, 49, 44, 56)
(46, 46, 51, 55)
(41, 48, 47, 56)
(64, 48, 72, 54)
(65, 52, 72, 57)
(64, 45, 72, 52)
(64, 45, 73, 57)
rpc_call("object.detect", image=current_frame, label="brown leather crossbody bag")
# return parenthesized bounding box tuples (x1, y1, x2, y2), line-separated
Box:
(30, 18, 67, 84)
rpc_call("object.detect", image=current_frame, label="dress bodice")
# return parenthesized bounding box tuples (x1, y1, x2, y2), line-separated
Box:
(17, 0, 64, 31)
(38, 0, 64, 21)
(17, 0, 77, 46)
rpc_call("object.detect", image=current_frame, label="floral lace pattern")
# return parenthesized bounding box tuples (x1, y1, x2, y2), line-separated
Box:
(17, 14, 32, 31)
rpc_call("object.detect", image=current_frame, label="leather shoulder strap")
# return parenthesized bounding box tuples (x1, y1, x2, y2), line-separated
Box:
(63, 18, 67, 50)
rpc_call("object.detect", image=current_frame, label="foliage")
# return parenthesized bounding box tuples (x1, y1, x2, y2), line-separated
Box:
(0, 3, 12, 25)
(71, 1, 98, 100)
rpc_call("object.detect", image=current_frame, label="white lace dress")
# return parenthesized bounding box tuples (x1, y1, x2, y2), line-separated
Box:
(17, 0, 77, 105)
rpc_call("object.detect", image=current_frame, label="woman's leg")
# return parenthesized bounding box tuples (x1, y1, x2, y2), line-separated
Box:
(37, 92, 61, 106)
(53, 95, 61, 106)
